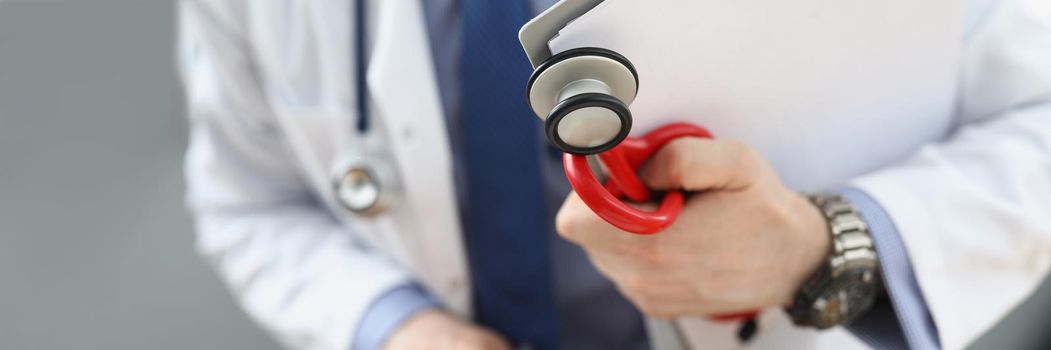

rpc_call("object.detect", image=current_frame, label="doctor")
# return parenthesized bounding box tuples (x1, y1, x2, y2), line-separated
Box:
(179, 0, 1051, 349)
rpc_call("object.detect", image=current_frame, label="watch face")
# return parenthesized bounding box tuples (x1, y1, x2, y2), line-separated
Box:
(809, 268, 878, 328)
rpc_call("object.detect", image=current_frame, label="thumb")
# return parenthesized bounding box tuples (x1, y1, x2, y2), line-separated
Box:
(641, 138, 761, 192)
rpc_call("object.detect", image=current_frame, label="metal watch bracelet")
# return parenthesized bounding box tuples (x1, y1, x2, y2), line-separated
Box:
(789, 193, 881, 329)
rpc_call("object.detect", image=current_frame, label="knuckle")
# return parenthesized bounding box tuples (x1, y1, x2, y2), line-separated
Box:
(627, 292, 658, 314)
(633, 295, 674, 318)
(618, 272, 651, 294)
(645, 307, 677, 319)
(554, 207, 579, 238)
(673, 142, 697, 172)
(723, 139, 751, 156)
(635, 302, 660, 317)
(726, 141, 764, 175)
(587, 253, 615, 274)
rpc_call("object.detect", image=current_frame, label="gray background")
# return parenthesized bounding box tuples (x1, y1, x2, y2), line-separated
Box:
(0, 1, 1047, 349)
(0, 1, 280, 349)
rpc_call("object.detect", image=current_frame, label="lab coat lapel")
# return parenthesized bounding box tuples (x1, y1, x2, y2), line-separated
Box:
(368, 0, 472, 316)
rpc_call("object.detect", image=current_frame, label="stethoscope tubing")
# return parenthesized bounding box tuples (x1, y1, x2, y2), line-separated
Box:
(354, 0, 369, 133)
(563, 123, 709, 234)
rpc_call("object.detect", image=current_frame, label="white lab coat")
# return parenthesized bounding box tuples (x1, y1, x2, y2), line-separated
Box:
(178, 0, 1051, 349)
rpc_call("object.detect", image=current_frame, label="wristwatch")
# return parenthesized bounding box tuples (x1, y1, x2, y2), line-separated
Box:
(788, 193, 881, 329)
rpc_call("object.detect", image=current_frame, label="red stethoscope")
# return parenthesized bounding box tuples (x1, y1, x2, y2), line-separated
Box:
(564, 122, 708, 234)
(526, 47, 757, 322)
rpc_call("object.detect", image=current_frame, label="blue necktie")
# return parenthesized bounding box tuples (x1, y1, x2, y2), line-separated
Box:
(460, 1, 560, 349)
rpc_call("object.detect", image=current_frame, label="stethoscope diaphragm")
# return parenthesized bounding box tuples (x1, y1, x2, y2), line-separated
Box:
(331, 148, 399, 217)
(526, 47, 639, 155)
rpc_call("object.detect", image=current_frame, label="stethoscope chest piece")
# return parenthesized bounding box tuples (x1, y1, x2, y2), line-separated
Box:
(332, 149, 399, 217)
(527, 47, 639, 155)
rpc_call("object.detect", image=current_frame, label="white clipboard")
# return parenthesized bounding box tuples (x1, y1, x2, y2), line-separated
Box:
(520, 0, 959, 191)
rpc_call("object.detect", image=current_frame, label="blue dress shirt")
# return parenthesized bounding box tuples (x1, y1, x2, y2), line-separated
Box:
(352, 1, 939, 349)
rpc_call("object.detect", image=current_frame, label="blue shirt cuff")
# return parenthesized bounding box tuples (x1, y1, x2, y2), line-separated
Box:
(352, 283, 442, 350)
(837, 187, 941, 350)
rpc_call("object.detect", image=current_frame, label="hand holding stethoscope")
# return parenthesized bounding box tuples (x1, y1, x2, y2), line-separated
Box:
(520, 3, 759, 329)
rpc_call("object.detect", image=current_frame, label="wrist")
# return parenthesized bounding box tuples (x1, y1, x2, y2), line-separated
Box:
(784, 192, 833, 305)
(787, 192, 881, 329)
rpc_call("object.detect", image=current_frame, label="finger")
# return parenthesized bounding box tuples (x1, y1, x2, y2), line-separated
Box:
(635, 299, 716, 319)
(626, 288, 755, 318)
(641, 138, 762, 192)
(588, 253, 699, 296)
(555, 193, 654, 253)
(586, 248, 681, 278)
(613, 282, 711, 318)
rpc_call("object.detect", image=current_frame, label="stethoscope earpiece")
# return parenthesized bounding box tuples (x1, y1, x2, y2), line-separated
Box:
(527, 47, 639, 155)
